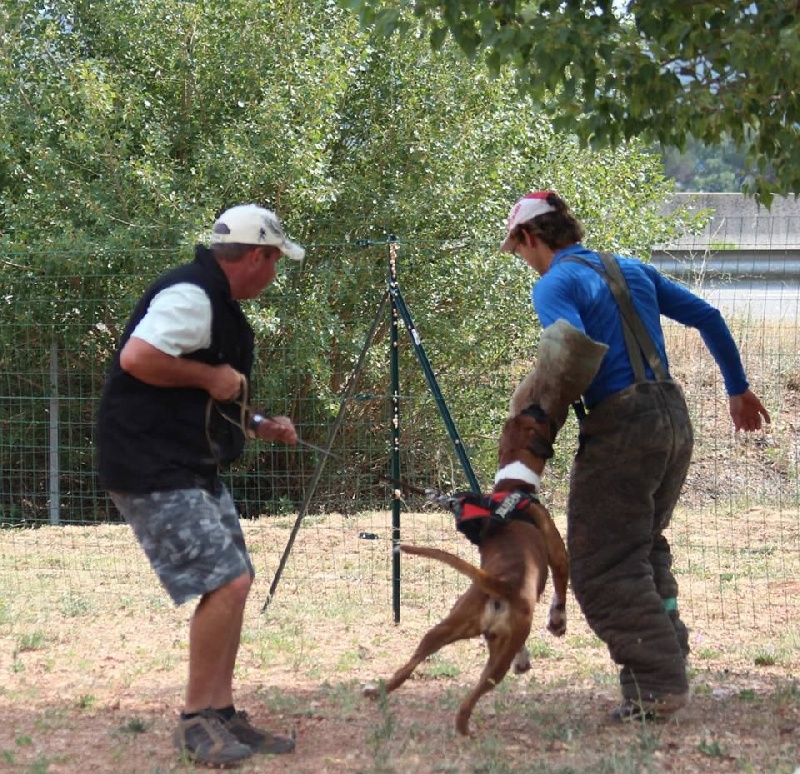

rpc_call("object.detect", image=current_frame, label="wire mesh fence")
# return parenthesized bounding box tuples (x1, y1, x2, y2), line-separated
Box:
(1, 228, 798, 639)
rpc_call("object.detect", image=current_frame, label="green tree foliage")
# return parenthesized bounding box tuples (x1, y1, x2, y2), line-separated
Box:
(662, 135, 776, 193)
(342, 0, 800, 203)
(1, 0, 699, 513)
(1, 0, 356, 256)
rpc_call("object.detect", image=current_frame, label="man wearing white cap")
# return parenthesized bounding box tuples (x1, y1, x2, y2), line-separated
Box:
(96, 204, 304, 765)
(501, 191, 769, 722)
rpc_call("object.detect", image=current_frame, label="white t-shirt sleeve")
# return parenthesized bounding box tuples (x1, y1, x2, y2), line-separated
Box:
(130, 283, 213, 356)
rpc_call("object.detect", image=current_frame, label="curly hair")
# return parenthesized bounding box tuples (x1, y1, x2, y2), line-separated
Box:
(511, 192, 584, 249)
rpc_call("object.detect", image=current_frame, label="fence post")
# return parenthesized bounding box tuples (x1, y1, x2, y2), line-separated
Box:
(48, 339, 60, 525)
(388, 238, 402, 624)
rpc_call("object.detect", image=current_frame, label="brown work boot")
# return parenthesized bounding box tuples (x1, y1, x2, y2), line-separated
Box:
(218, 710, 295, 755)
(173, 709, 252, 767)
(611, 691, 689, 723)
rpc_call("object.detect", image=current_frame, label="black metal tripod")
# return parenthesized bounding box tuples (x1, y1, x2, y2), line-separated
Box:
(263, 237, 480, 622)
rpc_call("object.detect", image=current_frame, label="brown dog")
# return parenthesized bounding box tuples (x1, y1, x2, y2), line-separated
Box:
(363, 320, 609, 735)
(363, 406, 569, 736)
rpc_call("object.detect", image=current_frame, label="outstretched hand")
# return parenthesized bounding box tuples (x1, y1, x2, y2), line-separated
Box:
(729, 389, 770, 432)
(256, 415, 298, 445)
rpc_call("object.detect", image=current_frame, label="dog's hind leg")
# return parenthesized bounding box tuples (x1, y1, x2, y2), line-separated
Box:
(364, 591, 484, 698)
(455, 640, 521, 736)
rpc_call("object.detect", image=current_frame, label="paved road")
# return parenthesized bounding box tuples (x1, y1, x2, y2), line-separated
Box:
(650, 255, 800, 322)
(694, 280, 800, 322)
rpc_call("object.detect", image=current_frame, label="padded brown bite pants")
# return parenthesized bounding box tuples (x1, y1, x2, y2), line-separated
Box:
(568, 381, 693, 702)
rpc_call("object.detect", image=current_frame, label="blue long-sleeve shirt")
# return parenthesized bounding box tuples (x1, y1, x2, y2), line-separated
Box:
(532, 245, 749, 409)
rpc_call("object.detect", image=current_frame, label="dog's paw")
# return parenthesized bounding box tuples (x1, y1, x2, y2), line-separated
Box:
(547, 619, 566, 637)
(547, 602, 567, 637)
(512, 646, 532, 674)
(362, 683, 380, 698)
(455, 711, 473, 737)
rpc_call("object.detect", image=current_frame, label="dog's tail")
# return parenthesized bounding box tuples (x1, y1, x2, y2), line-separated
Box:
(399, 544, 516, 601)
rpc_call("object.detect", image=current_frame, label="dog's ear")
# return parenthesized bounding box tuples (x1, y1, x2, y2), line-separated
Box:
(510, 320, 608, 427)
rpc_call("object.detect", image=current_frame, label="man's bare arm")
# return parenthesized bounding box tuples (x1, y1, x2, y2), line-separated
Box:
(119, 336, 243, 402)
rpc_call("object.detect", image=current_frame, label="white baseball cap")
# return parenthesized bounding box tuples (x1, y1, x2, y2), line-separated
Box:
(210, 204, 305, 261)
(500, 191, 557, 253)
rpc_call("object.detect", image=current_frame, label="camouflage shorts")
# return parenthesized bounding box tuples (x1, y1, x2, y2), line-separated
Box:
(110, 486, 255, 606)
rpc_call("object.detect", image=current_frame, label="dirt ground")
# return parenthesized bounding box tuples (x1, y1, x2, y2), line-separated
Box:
(1, 509, 798, 774)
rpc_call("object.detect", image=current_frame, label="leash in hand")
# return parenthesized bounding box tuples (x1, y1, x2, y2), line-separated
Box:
(206, 377, 443, 501)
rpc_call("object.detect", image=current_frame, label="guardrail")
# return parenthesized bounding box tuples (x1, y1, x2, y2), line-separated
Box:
(650, 249, 800, 280)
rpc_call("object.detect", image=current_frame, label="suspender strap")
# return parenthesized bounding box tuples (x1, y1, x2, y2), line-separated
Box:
(560, 254, 669, 383)
(597, 253, 669, 381)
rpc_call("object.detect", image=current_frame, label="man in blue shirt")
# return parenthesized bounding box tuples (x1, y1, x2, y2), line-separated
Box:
(501, 191, 770, 721)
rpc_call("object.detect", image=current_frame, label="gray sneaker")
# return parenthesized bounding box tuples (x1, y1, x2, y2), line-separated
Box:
(218, 710, 296, 755)
(173, 709, 252, 767)
(611, 692, 689, 723)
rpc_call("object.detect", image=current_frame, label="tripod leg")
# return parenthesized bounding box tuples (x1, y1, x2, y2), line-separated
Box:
(390, 285, 481, 493)
(263, 290, 390, 612)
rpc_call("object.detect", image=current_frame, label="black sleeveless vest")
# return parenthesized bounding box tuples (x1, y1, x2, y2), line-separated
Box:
(95, 246, 254, 493)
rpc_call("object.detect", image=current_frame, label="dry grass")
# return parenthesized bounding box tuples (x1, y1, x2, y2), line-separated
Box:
(0, 509, 798, 774)
(0, 313, 798, 773)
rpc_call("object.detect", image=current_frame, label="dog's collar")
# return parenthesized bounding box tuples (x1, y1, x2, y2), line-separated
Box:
(493, 462, 540, 491)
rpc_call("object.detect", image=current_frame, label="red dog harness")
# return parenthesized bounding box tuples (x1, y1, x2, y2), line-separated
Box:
(450, 490, 538, 546)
